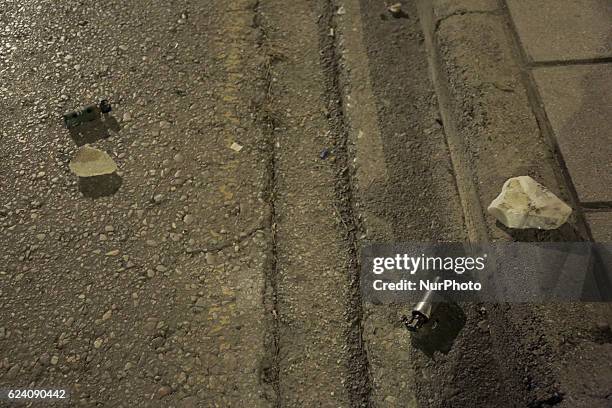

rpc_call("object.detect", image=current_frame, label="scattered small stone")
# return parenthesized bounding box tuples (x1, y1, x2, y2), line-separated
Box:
(181, 396, 198, 408)
(153, 194, 165, 203)
(93, 338, 103, 349)
(173, 153, 185, 163)
(157, 386, 173, 399)
(337, 6, 346, 15)
(205, 252, 217, 266)
(39, 353, 50, 366)
(105, 249, 120, 256)
(151, 337, 165, 348)
(122, 112, 132, 122)
(384, 396, 397, 403)
(477, 320, 490, 333)
(6, 364, 20, 379)
(102, 310, 112, 321)
(50, 355, 59, 365)
(230, 142, 243, 152)
(487, 176, 572, 230)
(143, 319, 158, 336)
(183, 214, 195, 225)
(170, 177, 185, 186)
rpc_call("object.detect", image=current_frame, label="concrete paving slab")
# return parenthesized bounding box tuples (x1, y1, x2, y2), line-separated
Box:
(533, 64, 612, 203)
(586, 212, 612, 242)
(507, 0, 612, 62)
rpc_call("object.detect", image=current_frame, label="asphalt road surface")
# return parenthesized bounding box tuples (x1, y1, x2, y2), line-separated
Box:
(1, 1, 611, 407)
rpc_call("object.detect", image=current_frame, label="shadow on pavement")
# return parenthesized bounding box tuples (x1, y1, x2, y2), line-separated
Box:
(497, 221, 579, 242)
(410, 302, 466, 357)
(78, 173, 123, 198)
(68, 114, 121, 146)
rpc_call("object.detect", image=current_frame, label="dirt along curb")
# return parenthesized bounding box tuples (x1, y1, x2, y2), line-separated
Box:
(335, 1, 416, 406)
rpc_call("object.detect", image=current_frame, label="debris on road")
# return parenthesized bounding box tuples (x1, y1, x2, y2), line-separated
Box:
(387, 3, 404, 17)
(402, 276, 441, 332)
(156, 385, 173, 399)
(69, 145, 118, 177)
(487, 176, 572, 230)
(230, 142, 243, 152)
(320, 147, 330, 160)
(99, 99, 112, 114)
(63, 100, 112, 128)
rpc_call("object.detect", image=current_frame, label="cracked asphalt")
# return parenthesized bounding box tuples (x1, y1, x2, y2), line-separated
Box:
(1, 0, 273, 406)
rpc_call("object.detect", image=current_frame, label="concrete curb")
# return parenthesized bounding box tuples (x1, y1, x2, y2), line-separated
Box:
(421, 0, 612, 405)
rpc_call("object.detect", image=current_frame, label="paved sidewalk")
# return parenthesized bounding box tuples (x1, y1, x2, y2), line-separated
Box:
(506, 0, 612, 241)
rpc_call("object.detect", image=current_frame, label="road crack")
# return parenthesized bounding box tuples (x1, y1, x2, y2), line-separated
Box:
(317, 1, 373, 406)
(252, 1, 282, 406)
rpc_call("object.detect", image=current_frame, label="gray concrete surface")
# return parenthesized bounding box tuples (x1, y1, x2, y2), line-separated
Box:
(533, 64, 612, 203)
(507, 0, 612, 62)
(505, 0, 612, 240)
(587, 212, 612, 242)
